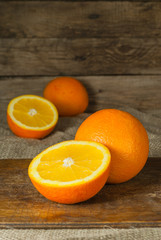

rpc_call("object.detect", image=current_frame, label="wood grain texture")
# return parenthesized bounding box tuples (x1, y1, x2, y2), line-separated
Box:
(1, 38, 161, 76)
(0, 76, 161, 113)
(0, 158, 160, 229)
(0, 2, 161, 38)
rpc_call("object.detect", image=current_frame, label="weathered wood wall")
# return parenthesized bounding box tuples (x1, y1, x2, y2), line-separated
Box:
(0, 1, 161, 112)
(1, 2, 161, 38)
(0, 1, 161, 76)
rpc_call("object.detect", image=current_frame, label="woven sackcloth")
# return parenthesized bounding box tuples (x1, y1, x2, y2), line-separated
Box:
(0, 228, 161, 240)
(0, 105, 161, 239)
(0, 106, 161, 159)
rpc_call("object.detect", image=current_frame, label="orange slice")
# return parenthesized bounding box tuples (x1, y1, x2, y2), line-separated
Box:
(28, 140, 111, 204)
(7, 95, 58, 139)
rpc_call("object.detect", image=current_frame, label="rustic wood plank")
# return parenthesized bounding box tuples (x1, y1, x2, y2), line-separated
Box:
(0, 158, 160, 229)
(0, 76, 161, 113)
(1, 38, 161, 76)
(0, 2, 161, 38)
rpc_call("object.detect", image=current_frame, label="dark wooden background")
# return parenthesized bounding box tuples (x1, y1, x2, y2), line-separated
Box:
(0, 0, 161, 115)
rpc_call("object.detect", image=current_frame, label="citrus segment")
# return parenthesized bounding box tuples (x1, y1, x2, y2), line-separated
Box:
(28, 140, 111, 204)
(7, 95, 58, 139)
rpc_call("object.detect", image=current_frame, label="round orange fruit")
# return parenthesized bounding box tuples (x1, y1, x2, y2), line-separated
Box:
(28, 140, 111, 204)
(75, 109, 149, 184)
(43, 77, 89, 116)
(7, 95, 58, 139)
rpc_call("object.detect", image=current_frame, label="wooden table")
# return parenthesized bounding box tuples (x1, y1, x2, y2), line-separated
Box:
(0, 0, 161, 229)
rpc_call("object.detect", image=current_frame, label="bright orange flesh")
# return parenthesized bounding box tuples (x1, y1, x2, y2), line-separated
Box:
(75, 109, 149, 184)
(7, 95, 58, 139)
(43, 77, 89, 116)
(28, 141, 111, 204)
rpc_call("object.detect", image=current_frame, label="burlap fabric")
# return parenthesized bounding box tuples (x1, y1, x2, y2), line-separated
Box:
(0, 106, 161, 239)
(0, 107, 161, 159)
(1, 228, 161, 240)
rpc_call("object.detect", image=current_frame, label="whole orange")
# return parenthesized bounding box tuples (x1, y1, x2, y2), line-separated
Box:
(43, 77, 88, 116)
(75, 109, 149, 184)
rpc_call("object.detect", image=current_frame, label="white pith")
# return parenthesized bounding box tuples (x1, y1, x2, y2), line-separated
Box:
(28, 108, 37, 116)
(63, 157, 74, 167)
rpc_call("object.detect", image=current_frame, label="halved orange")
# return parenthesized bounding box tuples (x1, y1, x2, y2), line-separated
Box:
(7, 95, 58, 139)
(28, 140, 111, 204)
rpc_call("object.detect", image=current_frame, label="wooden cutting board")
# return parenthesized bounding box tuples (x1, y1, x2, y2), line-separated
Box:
(0, 158, 161, 229)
